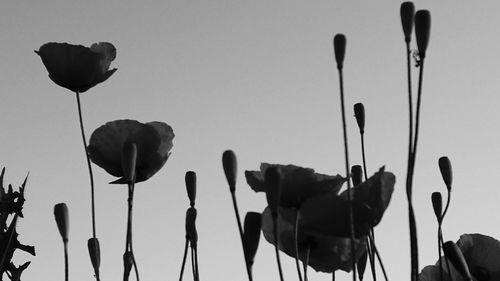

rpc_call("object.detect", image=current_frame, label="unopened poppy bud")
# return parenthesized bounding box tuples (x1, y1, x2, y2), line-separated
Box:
(431, 192, 442, 223)
(222, 150, 237, 192)
(438, 156, 453, 190)
(353, 103, 365, 134)
(123, 251, 133, 280)
(54, 203, 69, 243)
(442, 241, 472, 280)
(351, 165, 363, 186)
(121, 141, 137, 183)
(87, 238, 101, 272)
(333, 34, 346, 70)
(400, 2, 415, 42)
(185, 171, 197, 207)
(185, 207, 197, 245)
(415, 10, 431, 59)
(264, 166, 282, 218)
(243, 212, 262, 267)
(357, 250, 368, 281)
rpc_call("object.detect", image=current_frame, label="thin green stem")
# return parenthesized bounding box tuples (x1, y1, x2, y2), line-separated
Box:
(178, 239, 189, 281)
(272, 215, 285, 281)
(75, 91, 97, 239)
(294, 210, 303, 281)
(64, 242, 69, 281)
(360, 133, 368, 180)
(125, 183, 140, 281)
(369, 232, 389, 281)
(302, 244, 310, 281)
(230, 191, 253, 281)
(337, 67, 356, 281)
(191, 246, 197, 281)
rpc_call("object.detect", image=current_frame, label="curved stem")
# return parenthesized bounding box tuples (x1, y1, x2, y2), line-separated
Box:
(366, 234, 377, 281)
(178, 239, 189, 281)
(294, 210, 303, 281)
(437, 225, 443, 281)
(337, 67, 356, 281)
(75, 91, 97, 239)
(194, 245, 200, 281)
(230, 191, 253, 281)
(272, 215, 285, 281)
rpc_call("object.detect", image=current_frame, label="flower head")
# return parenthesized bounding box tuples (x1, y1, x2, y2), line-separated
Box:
(420, 234, 500, 281)
(245, 163, 346, 208)
(36, 42, 117, 93)
(88, 119, 174, 184)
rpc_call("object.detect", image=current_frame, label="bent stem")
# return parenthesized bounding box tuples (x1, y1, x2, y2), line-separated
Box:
(75, 91, 97, 240)
(272, 215, 285, 281)
(337, 65, 356, 281)
(178, 238, 189, 281)
(230, 191, 253, 281)
(294, 210, 303, 281)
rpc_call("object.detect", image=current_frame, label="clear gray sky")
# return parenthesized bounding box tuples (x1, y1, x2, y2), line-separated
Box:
(1, 1, 500, 280)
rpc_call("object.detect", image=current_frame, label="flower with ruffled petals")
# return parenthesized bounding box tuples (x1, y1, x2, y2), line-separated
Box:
(419, 233, 500, 281)
(245, 163, 346, 208)
(88, 119, 174, 184)
(36, 42, 117, 93)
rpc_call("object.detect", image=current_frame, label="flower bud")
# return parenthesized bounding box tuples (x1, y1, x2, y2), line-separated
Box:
(438, 156, 453, 190)
(442, 241, 472, 280)
(185, 171, 197, 207)
(185, 207, 197, 245)
(431, 192, 442, 223)
(333, 34, 346, 70)
(400, 2, 415, 42)
(222, 150, 237, 192)
(415, 10, 431, 59)
(121, 141, 137, 183)
(243, 212, 262, 267)
(54, 203, 69, 243)
(264, 166, 282, 218)
(123, 251, 133, 280)
(87, 238, 101, 272)
(351, 165, 363, 186)
(354, 103, 365, 134)
(357, 250, 368, 281)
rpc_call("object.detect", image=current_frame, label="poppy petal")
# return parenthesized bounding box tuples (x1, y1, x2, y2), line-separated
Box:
(261, 207, 367, 273)
(245, 163, 345, 208)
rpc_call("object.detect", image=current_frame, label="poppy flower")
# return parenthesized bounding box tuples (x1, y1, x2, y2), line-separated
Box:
(420, 234, 500, 281)
(87, 120, 174, 184)
(261, 206, 367, 273)
(299, 167, 395, 238)
(245, 163, 346, 208)
(36, 42, 117, 93)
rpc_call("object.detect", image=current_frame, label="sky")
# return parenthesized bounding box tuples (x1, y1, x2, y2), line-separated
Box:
(1, 0, 500, 280)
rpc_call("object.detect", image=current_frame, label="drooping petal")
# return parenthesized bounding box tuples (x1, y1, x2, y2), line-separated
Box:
(245, 163, 345, 208)
(457, 233, 500, 280)
(261, 207, 367, 273)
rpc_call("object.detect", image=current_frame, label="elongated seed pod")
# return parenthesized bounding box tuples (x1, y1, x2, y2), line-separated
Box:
(54, 203, 69, 243)
(400, 2, 415, 42)
(333, 34, 346, 70)
(438, 156, 453, 190)
(222, 150, 237, 191)
(185, 171, 197, 207)
(415, 10, 431, 59)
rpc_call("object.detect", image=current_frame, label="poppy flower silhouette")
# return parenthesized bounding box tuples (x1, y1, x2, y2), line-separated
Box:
(420, 233, 500, 281)
(35, 42, 117, 93)
(88, 120, 174, 184)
